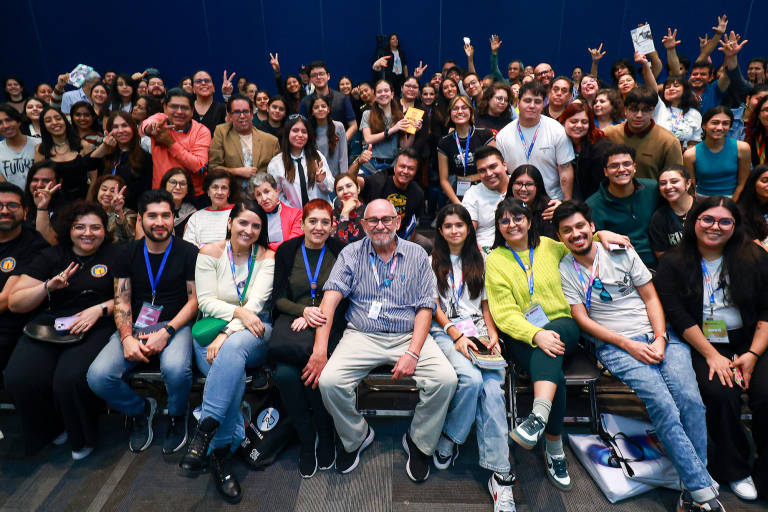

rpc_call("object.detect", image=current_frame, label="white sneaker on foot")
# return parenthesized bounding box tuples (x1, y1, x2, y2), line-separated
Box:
(730, 476, 757, 500)
(53, 431, 68, 446)
(72, 447, 94, 460)
(488, 472, 517, 512)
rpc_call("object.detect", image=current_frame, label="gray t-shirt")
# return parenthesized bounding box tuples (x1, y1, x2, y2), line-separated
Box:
(559, 244, 653, 342)
(0, 137, 41, 188)
(360, 110, 398, 160)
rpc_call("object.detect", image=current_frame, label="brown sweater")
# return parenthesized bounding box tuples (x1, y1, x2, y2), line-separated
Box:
(603, 121, 683, 181)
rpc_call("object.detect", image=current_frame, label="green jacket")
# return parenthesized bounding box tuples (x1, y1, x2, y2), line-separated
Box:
(586, 178, 659, 266)
(490, 53, 511, 85)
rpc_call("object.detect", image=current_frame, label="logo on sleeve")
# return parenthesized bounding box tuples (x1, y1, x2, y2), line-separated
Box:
(91, 264, 108, 277)
(0, 257, 16, 272)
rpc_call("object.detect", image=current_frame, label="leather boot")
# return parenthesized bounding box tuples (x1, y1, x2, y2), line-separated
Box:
(177, 417, 219, 477)
(210, 444, 242, 504)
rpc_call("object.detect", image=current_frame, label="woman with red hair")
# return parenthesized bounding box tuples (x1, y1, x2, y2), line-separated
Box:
(559, 102, 611, 199)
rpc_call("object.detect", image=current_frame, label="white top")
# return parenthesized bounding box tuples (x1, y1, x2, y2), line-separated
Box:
(430, 253, 487, 320)
(496, 115, 575, 200)
(656, 104, 703, 148)
(0, 137, 41, 188)
(702, 257, 743, 334)
(267, 150, 333, 209)
(559, 245, 653, 342)
(462, 183, 506, 249)
(316, 120, 349, 178)
(183, 207, 232, 248)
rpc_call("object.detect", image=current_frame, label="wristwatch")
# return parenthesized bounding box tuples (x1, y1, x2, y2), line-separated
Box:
(164, 324, 177, 337)
(223, 327, 234, 338)
(100, 303, 108, 317)
(654, 331, 669, 342)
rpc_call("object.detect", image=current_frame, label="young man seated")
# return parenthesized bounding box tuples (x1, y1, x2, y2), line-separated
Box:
(553, 200, 724, 512)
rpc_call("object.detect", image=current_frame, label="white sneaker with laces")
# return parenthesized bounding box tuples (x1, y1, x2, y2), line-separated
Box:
(729, 476, 757, 500)
(488, 472, 517, 512)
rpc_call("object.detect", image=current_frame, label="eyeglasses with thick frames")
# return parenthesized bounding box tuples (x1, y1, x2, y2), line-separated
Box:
(363, 216, 396, 227)
(193, 78, 212, 84)
(168, 180, 188, 189)
(607, 161, 634, 171)
(697, 216, 735, 230)
(167, 104, 191, 112)
(512, 181, 536, 190)
(499, 215, 527, 226)
(310, 71, 327, 79)
(0, 202, 21, 212)
(231, 110, 252, 117)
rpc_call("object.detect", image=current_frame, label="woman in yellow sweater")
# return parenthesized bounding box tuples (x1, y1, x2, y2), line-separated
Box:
(486, 197, 628, 492)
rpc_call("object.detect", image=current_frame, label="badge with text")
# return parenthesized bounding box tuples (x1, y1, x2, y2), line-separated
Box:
(702, 319, 729, 344)
(456, 178, 472, 197)
(455, 317, 479, 337)
(368, 301, 383, 320)
(134, 302, 163, 328)
(524, 302, 550, 328)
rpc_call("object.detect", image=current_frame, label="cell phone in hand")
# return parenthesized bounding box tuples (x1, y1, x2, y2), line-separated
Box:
(732, 355, 745, 389)
(55, 316, 78, 333)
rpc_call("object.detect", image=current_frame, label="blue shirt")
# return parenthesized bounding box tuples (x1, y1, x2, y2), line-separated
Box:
(324, 236, 436, 333)
(695, 82, 725, 113)
(61, 88, 90, 114)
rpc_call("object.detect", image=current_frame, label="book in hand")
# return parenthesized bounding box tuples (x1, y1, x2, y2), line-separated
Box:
(134, 321, 168, 341)
(468, 337, 507, 369)
(403, 107, 424, 135)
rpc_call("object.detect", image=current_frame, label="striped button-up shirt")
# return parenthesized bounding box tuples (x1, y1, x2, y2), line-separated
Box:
(324, 236, 436, 333)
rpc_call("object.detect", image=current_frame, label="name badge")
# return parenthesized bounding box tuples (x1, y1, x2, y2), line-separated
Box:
(524, 302, 549, 328)
(455, 317, 479, 337)
(456, 178, 472, 197)
(703, 319, 729, 344)
(368, 301, 383, 320)
(135, 301, 163, 328)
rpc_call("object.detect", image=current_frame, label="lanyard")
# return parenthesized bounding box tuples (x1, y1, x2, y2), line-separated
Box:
(226, 241, 255, 307)
(369, 253, 399, 291)
(143, 238, 172, 305)
(111, 150, 129, 175)
(517, 122, 540, 161)
(453, 127, 473, 175)
(572, 250, 600, 309)
(507, 244, 534, 304)
(701, 259, 722, 316)
(668, 107, 683, 134)
(302, 241, 327, 302)
(447, 269, 464, 313)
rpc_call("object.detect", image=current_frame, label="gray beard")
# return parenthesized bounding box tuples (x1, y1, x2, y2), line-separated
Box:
(370, 231, 396, 246)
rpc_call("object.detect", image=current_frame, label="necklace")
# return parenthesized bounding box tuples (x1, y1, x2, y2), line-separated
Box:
(72, 247, 98, 268)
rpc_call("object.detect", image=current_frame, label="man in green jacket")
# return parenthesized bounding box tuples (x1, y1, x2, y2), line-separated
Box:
(586, 144, 659, 268)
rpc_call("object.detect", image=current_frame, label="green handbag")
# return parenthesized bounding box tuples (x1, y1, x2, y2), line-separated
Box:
(192, 246, 256, 347)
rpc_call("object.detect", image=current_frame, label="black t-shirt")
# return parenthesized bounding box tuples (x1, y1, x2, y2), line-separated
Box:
(475, 114, 511, 137)
(111, 237, 198, 322)
(649, 196, 703, 252)
(24, 243, 118, 313)
(0, 227, 49, 336)
(110, 149, 154, 211)
(436, 127, 495, 181)
(361, 171, 425, 239)
(192, 101, 227, 136)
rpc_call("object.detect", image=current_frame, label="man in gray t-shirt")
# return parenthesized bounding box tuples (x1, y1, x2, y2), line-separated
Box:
(552, 200, 724, 511)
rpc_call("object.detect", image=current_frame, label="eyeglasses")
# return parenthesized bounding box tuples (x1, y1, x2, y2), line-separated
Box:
(592, 277, 612, 302)
(0, 202, 21, 212)
(403, 84, 419, 90)
(627, 107, 654, 115)
(697, 216, 735, 230)
(513, 181, 536, 190)
(168, 180, 188, 189)
(231, 110, 252, 117)
(450, 105, 470, 113)
(607, 161, 634, 171)
(194, 78, 212, 84)
(465, 79, 479, 87)
(289, 114, 307, 121)
(167, 104, 191, 112)
(499, 214, 527, 226)
(493, 96, 509, 103)
(71, 224, 104, 233)
(535, 70, 552, 77)
(310, 71, 327, 79)
(363, 216, 396, 227)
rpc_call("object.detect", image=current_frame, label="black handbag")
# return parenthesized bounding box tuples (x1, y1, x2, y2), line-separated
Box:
(23, 290, 106, 344)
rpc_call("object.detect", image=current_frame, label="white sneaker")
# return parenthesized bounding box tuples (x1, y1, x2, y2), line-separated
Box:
(72, 447, 94, 460)
(488, 472, 517, 512)
(53, 431, 68, 446)
(729, 476, 757, 500)
(543, 443, 572, 491)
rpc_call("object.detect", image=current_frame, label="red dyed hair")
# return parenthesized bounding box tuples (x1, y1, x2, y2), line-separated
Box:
(302, 198, 332, 219)
(559, 102, 605, 144)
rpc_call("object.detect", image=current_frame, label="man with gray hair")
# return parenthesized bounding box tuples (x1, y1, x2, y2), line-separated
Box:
(306, 198, 457, 483)
(56, 70, 101, 114)
(246, 172, 302, 251)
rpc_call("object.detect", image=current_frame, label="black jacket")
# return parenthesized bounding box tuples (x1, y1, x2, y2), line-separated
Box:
(574, 137, 612, 200)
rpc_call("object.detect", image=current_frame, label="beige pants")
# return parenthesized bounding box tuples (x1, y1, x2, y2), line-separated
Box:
(319, 325, 458, 454)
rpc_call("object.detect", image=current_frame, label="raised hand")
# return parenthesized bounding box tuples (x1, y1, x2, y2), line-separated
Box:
(464, 43, 474, 59)
(359, 144, 373, 165)
(269, 52, 280, 73)
(373, 55, 391, 70)
(489, 35, 502, 53)
(718, 31, 748, 58)
(634, 50, 649, 66)
(413, 61, 428, 79)
(131, 71, 148, 82)
(34, 181, 61, 209)
(101, 129, 117, 149)
(112, 186, 127, 213)
(315, 160, 326, 183)
(153, 124, 174, 147)
(699, 34, 710, 49)
(713, 14, 728, 35)
(47, 263, 79, 291)
(221, 70, 236, 96)
(57, 73, 70, 89)
(662, 28, 681, 50)
(588, 44, 606, 62)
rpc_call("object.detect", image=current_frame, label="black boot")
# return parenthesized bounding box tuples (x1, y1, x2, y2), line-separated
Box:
(210, 444, 242, 504)
(178, 417, 219, 477)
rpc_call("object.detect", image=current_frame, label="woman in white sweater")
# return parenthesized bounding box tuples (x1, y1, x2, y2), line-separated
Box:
(179, 200, 274, 503)
(183, 169, 239, 247)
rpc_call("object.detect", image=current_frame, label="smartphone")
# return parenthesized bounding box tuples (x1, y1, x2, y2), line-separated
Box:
(55, 316, 78, 333)
(490, 35, 497, 42)
(732, 355, 745, 389)
(608, 243, 628, 251)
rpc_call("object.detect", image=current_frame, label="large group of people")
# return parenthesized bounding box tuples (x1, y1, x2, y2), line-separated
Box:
(1, 13, 768, 512)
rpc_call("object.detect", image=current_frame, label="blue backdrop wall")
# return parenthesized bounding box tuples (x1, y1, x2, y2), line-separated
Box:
(2, 0, 766, 98)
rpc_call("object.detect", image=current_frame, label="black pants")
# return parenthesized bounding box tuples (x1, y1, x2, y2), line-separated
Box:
(274, 363, 334, 444)
(0, 331, 21, 388)
(4, 322, 113, 455)
(690, 329, 768, 485)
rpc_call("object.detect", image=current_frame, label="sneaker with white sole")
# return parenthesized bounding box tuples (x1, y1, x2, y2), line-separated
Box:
(53, 431, 68, 446)
(72, 446, 94, 460)
(432, 434, 459, 470)
(509, 413, 546, 449)
(730, 476, 757, 500)
(543, 443, 572, 491)
(128, 398, 157, 452)
(488, 472, 517, 512)
(402, 432, 431, 482)
(336, 426, 374, 474)
(678, 491, 727, 511)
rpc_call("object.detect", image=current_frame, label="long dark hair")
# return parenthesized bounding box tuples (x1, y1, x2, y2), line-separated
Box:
(745, 95, 768, 145)
(70, 101, 101, 134)
(226, 200, 270, 249)
(308, 94, 339, 156)
(432, 204, 485, 301)
(661, 75, 697, 113)
(367, 80, 404, 134)
(737, 164, 768, 241)
(103, 111, 145, 175)
(701, 106, 734, 140)
(281, 116, 321, 188)
(434, 78, 459, 126)
(674, 196, 766, 313)
(108, 73, 138, 111)
(477, 82, 513, 120)
(509, 165, 551, 212)
(39, 107, 83, 157)
(491, 198, 540, 250)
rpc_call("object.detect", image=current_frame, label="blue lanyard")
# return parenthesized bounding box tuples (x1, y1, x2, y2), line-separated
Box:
(701, 259, 722, 315)
(369, 253, 399, 291)
(302, 241, 327, 301)
(143, 238, 172, 305)
(517, 122, 540, 161)
(507, 244, 534, 304)
(448, 270, 464, 310)
(226, 241, 253, 306)
(572, 250, 599, 309)
(111, 151, 129, 175)
(453, 127, 473, 175)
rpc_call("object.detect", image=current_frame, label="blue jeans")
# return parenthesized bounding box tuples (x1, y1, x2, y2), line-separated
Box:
(595, 331, 717, 503)
(193, 326, 271, 449)
(87, 326, 194, 417)
(432, 324, 509, 473)
(361, 159, 391, 177)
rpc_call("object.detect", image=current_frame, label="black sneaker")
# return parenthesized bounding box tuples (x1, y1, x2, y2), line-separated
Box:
(402, 432, 430, 483)
(433, 433, 459, 470)
(163, 411, 189, 454)
(128, 398, 157, 452)
(336, 426, 374, 474)
(210, 444, 241, 504)
(317, 430, 336, 470)
(677, 491, 726, 511)
(299, 435, 318, 478)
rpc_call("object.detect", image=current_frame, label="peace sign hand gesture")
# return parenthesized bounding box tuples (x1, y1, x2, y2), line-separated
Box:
(588, 44, 606, 62)
(315, 160, 326, 184)
(112, 186, 127, 214)
(221, 70, 236, 96)
(47, 263, 79, 291)
(34, 181, 61, 210)
(269, 53, 280, 74)
(413, 61, 428, 79)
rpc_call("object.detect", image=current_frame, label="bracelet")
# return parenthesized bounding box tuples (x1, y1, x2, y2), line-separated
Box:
(43, 280, 51, 301)
(38, 208, 49, 211)
(405, 350, 419, 361)
(748, 350, 761, 358)
(443, 322, 455, 334)
(452, 334, 463, 342)
(121, 333, 132, 342)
